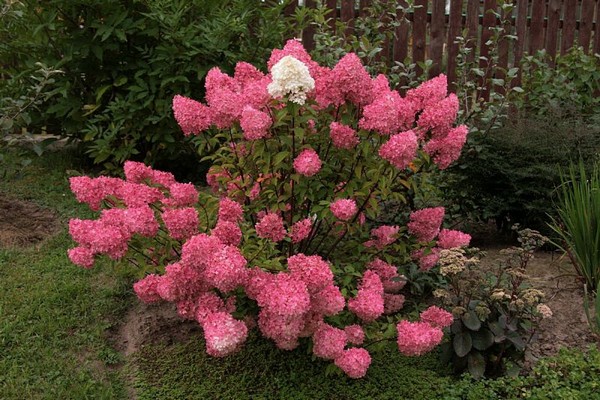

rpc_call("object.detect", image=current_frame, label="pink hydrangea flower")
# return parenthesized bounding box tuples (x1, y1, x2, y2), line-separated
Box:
(330, 198, 358, 221)
(312, 323, 347, 360)
(172, 94, 212, 135)
(255, 273, 311, 317)
(420, 305, 454, 328)
(255, 212, 286, 242)
(379, 130, 418, 169)
(204, 245, 248, 293)
(69, 219, 129, 259)
(164, 183, 198, 207)
(367, 258, 398, 280)
(240, 106, 272, 140)
(396, 320, 444, 356)
(293, 148, 322, 177)
(329, 122, 359, 149)
(359, 91, 415, 135)
(68, 246, 95, 269)
(123, 161, 177, 187)
(117, 182, 163, 208)
(133, 274, 162, 303)
(100, 206, 158, 237)
(175, 299, 197, 320)
(289, 217, 313, 243)
(417, 94, 459, 134)
(268, 39, 320, 77)
(423, 124, 468, 170)
(211, 220, 242, 247)
(348, 274, 384, 322)
(437, 229, 471, 249)
(310, 284, 345, 316)
(161, 207, 199, 240)
(181, 234, 224, 271)
(331, 53, 373, 106)
(406, 74, 448, 110)
(412, 247, 441, 271)
(195, 292, 226, 326)
(218, 197, 244, 223)
(69, 176, 123, 211)
(203, 312, 248, 357)
(234, 61, 265, 86)
(287, 253, 334, 293)
(344, 325, 365, 345)
(156, 262, 207, 302)
(407, 207, 445, 242)
(334, 348, 372, 379)
(364, 225, 399, 249)
(204, 67, 243, 128)
(257, 310, 304, 350)
(384, 293, 406, 314)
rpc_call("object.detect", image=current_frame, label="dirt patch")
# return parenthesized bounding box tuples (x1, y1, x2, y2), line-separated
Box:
(480, 248, 599, 366)
(115, 302, 200, 357)
(0, 193, 59, 247)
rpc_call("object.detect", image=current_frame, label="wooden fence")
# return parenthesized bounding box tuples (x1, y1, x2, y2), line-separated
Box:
(284, 0, 599, 93)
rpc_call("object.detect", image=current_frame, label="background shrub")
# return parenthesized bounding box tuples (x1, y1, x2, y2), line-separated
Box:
(0, 0, 288, 175)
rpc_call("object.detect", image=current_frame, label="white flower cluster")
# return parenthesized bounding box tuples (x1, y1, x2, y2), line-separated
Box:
(267, 55, 315, 105)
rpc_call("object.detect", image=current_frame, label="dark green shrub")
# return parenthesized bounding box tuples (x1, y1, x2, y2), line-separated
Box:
(441, 116, 600, 232)
(1, 0, 287, 174)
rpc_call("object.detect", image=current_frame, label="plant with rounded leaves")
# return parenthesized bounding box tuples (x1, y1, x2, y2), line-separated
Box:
(67, 40, 470, 378)
(438, 227, 551, 378)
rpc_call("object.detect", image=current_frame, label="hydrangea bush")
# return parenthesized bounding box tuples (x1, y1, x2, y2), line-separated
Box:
(67, 40, 470, 378)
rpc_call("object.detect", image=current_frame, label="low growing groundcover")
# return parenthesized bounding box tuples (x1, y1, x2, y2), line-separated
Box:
(1, 148, 599, 399)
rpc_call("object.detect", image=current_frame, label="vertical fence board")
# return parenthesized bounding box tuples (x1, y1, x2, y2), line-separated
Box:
(515, 0, 528, 65)
(529, 0, 546, 53)
(545, 0, 562, 62)
(326, 0, 337, 31)
(496, 5, 512, 94)
(579, 0, 595, 52)
(561, 0, 577, 54)
(283, 0, 298, 16)
(594, 0, 600, 56)
(429, 0, 446, 77)
(466, 0, 480, 64)
(447, 0, 463, 92)
(340, 0, 355, 35)
(413, 0, 428, 76)
(479, 0, 497, 100)
(393, 1, 410, 64)
(360, 0, 370, 17)
(302, 0, 317, 50)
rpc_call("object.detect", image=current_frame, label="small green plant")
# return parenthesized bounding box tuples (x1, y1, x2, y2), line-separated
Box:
(549, 159, 600, 293)
(438, 227, 550, 378)
(549, 159, 600, 335)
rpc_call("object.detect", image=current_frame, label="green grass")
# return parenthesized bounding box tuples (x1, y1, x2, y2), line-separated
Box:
(0, 149, 131, 399)
(134, 334, 453, 400)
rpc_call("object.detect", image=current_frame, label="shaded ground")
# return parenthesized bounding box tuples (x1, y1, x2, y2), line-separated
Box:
(0, 193, 59, 247)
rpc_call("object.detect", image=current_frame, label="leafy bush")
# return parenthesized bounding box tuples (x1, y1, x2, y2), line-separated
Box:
(442, 347, 600, 399)
(0, 0, 287, 172)
(438, 227, 551, 378)
(516, 47, 600, 120)
(441, 116, 600, 232)
(66, 40, 472, 378)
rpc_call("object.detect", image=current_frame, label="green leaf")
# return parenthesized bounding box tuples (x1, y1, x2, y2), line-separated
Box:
(461, 310, 481, 331)
(453, 332, 472, 357)
(467, 351, 486, 379)
(472, 328, 494, 350)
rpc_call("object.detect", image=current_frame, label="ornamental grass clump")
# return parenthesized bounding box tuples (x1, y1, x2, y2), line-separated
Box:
(67, 40, 470, 378)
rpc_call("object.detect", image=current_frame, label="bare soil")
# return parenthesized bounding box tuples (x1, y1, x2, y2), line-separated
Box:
(0, 193, 59, 247)
(480, 248, 599, 367)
